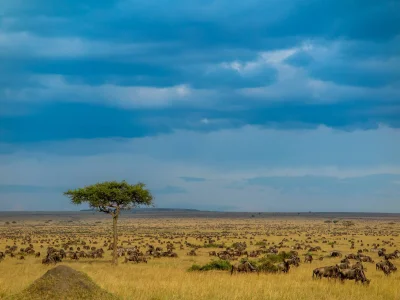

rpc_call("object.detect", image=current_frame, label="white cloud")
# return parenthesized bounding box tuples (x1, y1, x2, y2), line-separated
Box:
(0, 30, 165, 58)
(3, 75, 209, 108)
(236, 42, 400, 103)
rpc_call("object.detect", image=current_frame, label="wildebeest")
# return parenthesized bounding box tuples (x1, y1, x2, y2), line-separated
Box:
(313, 265, 340, 279)
(71, 252, 79, 260)
(231, 261, 258, 275)
(358, 255, 374, 263)
(287, 256, 300, 267)
(304, 254, 313, 263)
(350, 262, 365, 270)
(277, 260, 290, 273)
(329, 251, 342, 257)
(376, 260, 397, 272)
(345, 253, 358, 259)
(381, 265, 391, 275)
(336, 262, 350, 269)
(42, 252, 62, 265)
(339, 268, 370, 284)
(218, 254, 232, 260)
(125, 255, 148, 264)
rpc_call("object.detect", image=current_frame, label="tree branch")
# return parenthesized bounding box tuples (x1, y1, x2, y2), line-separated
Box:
(99, 206, 112, 214)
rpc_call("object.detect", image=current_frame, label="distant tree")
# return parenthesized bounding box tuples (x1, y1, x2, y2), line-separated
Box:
(64, 180, 153, 266)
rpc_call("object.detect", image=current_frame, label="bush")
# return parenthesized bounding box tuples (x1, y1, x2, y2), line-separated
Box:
(265, 251, 292, 263)
(188, 259, 232, 272)
(188, 264, 202, 271)
(242, 257, 278, 273)
(256, 259, 279, 273)
(237, 251, 291, 274)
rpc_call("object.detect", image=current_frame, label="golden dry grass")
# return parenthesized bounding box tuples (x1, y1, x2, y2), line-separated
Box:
(0, 216, 399, 300)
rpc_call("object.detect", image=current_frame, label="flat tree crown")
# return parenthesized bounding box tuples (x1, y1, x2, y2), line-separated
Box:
(64, 181, 153, 212)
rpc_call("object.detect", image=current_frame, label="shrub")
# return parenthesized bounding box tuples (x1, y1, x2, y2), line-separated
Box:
(188, 264, 202, 271)
(265, 251, 292, 263)
(257, 259, 279, 273)
(188, 259, 232, 272)
(238, 251, 291, 273)
(242, 257, 278, 273)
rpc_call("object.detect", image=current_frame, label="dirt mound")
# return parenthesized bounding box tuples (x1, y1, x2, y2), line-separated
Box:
(9, 265, 118, 300)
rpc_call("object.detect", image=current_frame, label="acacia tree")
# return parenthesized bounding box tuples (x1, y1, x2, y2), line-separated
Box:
(64, 180, 153, 265)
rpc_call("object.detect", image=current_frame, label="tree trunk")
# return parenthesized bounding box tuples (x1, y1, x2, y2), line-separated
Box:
(112, 213, 119, 266)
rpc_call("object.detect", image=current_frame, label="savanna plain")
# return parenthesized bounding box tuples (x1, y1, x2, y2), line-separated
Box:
(0, 211, 399, 300)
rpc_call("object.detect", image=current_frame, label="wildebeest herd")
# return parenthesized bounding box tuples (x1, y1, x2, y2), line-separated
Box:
(0, 214, 399, 299)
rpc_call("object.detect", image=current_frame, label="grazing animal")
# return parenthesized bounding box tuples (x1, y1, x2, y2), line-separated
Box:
(329, 251, 342, 257)
(313, 266, 340, 279)
(381, 265, 391, 275)
(358, 256, 374, 263)
(350, 262, 365, 270)
(339, 268, 370, 284)
(287, 257, 300, 267)
(125, 255, 148, 264)
(337, 262, 350, 269)
(304, 254, 313, 263)
(376, 260, 397, 272)
(277, 260, 290, 273)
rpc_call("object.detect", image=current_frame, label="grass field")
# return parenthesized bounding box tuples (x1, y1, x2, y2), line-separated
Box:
(0, 214, 399, 299)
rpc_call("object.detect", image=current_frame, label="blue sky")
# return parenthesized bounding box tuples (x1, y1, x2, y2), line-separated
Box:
(0, 0, 399, 212)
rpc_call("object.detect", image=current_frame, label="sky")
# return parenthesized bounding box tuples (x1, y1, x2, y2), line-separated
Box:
(0, 0, 399, 212)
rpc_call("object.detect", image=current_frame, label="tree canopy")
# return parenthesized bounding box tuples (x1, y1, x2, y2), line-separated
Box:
(64, 181, 153, 215)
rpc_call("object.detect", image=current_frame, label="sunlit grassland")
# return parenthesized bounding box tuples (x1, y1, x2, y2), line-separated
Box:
(0, 217, 399, 300)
